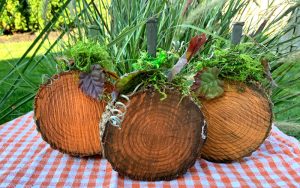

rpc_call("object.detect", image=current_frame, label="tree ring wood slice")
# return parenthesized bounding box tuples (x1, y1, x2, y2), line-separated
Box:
(103, 89, 206, 181)
(200, 82, 272, 162)
(34, 71, 108, 157)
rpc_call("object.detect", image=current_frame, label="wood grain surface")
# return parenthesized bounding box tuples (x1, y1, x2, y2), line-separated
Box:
(104, 89, 206, 181)
(200, 82, 272, 162)
(34, 71, 107, 156)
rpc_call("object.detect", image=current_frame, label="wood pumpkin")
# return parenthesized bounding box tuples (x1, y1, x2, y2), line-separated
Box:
(199, 82, 272, 162)
(103, 88, 207, 181)
(34, 71, 112, 157)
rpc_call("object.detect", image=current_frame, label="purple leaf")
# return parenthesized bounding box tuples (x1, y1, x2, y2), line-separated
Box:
(79, 65, 106, 100)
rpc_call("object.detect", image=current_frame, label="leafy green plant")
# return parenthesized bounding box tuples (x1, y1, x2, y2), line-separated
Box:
(115, 70, 163, 94)
(56, 40, 116, 100)
(115, 69, 192, 100)
(191, 67, 224, 100)
(115, 33, 206, 100)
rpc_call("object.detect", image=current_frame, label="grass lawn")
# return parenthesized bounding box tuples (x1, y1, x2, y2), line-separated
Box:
(0, 41, 52, 60)
(0, 32, 61, 60)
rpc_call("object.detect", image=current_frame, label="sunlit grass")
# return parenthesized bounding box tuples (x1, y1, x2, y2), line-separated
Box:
(0, 41, 58, 61)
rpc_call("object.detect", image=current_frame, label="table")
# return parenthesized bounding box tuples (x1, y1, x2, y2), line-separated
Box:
(0, 112, 300, 187)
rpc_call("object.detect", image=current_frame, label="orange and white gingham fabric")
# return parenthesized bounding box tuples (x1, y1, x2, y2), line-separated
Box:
(0, 112, 300, 188)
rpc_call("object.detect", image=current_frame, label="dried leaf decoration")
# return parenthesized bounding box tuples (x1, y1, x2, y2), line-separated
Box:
(192, 67, 224, 100)
(186, 33, 207, 61)
(79, 64, 106, 100)
(168, 34, 206, 81)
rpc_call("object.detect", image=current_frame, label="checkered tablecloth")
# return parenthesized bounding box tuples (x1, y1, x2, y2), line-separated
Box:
(0, 112, 300, 188)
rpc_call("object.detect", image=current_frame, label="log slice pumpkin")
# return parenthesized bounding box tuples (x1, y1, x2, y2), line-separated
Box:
(34, 71, 111, 156)
(103, 89, 206, 181)
(200, 82, 272, 162)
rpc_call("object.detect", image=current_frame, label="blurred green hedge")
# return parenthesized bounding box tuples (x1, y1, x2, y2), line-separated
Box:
(0, 0, 72, 33)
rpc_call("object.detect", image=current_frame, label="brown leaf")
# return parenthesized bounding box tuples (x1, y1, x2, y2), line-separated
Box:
(167, 54, 188, 81)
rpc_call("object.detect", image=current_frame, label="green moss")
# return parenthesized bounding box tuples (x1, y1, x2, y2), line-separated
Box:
(117, 49, 190, 99)
(143, 71, 193, 101)
(66, 41, 114, 72)
(132, 49, 178, 71)
(116, 68, 193, 101)
(191, 45, 265, 83)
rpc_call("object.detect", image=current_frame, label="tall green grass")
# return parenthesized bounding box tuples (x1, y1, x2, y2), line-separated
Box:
(0, 0, 300, 124)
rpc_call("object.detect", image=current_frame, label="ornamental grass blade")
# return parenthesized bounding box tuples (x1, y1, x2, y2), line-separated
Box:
(0, 0, 72, 122)
(0, 0, 72, 86)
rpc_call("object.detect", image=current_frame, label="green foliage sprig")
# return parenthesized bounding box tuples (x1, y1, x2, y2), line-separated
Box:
(116, 69, 193, 101)
(56, 41, 116, 100)
(191, 67, 224, 100)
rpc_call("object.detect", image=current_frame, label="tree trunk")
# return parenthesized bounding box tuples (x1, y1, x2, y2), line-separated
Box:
(34, 71, 110, 157)
(103, 89, 206, 181)
(200, 82, 272, 162)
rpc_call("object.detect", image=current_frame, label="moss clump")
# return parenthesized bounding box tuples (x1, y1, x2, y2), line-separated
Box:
(142, 71, 194, 101)
(132, 49, 178, 71)
(191, 45, 265, 83)
(116, 69, 193, 101)
(115, 49, 187, 99)
(66, 41, 114, 72)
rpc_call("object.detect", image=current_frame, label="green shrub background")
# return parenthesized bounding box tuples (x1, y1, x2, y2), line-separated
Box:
(0, 0, 71, 33)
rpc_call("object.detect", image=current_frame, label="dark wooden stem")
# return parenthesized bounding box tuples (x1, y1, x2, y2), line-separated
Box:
(146, 17, 158, 57)
(231, 22, 244, 45)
